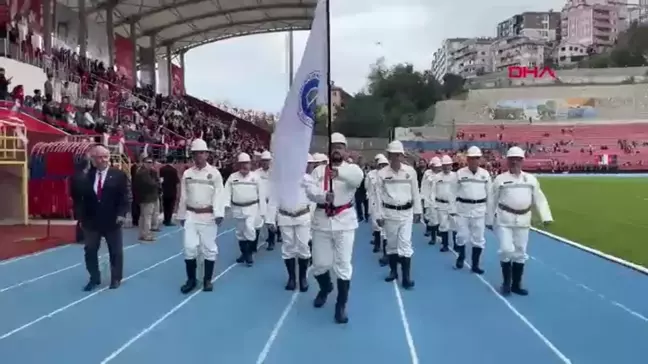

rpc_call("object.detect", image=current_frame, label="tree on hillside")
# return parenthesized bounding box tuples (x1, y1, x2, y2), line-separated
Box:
(331, 58, 445, 138)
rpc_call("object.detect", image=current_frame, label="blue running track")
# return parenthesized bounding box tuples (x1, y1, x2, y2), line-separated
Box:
(1, 220, 647, 364)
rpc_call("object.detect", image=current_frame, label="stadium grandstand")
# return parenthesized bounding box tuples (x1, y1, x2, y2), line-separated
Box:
(0, 0, 308, 255)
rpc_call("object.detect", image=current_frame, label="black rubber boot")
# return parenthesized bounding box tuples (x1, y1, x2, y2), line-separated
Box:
(252, 230, 260, 253)
(267, 229, 276, 251)
(334, 279, 350, 324)
(313, 271, 333, 308)
(245, 241, 254, 267)
(440, 232, 450, 252)
(455, 244, 465, 269)
(471, 247, 485, 274)
(284, 258, 296, 291)
(400, 256, 415, 289)
(298, 258, 309, 292)
(308, 240, 313, 266)
(372, 231, 381, 253)
(500, 261, 512, 296)
(379, 239, 389, 266)
(276, 228, 283, 242)
(180, 259, 197, 294)
(424, 225, 431, 237)
(236, 241, 246, 263)
(452, 231, 458, 251)
(511, 262, 529, 296)
(428, 225, 437, 245)
(384, 254, 399, 282)
(203, 259, 215, 291)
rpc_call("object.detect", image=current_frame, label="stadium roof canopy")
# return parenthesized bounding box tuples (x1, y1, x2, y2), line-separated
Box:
(61, 0, 317, 57)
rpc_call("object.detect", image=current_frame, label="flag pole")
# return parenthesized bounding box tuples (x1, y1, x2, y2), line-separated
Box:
(325, 0, 333, 190)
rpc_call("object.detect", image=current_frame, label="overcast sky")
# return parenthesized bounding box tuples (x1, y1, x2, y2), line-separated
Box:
(183, 0, 564, 113)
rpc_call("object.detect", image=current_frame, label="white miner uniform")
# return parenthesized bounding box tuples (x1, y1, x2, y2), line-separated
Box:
(434, 157, 457, 252)
(454, 164, 491, 273)
(255, 151, 278, 249)
(365, 154, 388, 256)
(224, 161, 267, 266)
(267, 173, 313, 292)
(176, 162, 224, 293)
(486, 147, 552, 296)
(421, 157, 441, 243)
(375, 149, 421, 289)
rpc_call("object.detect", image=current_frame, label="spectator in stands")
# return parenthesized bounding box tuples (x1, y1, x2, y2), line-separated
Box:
(44, 74, 54, 102)
(0, 68, 11, 100)
(133, 156, 161, 241)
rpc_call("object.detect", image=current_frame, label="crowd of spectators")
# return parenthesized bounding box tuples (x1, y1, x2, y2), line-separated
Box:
(0, 20, 271, 168)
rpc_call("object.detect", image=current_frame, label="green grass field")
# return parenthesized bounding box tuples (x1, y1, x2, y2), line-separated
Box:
(534, 176, 648, 268)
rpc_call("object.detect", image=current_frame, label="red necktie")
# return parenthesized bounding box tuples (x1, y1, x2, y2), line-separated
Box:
(97, 171, 103, 199)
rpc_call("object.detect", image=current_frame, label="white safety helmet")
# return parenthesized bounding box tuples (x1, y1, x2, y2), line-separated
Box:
(307, 153, 316, 163)
(330, 132, 347, 145)
(441, 155, 453, 165)
(466, 146, 482, 157)
(314, 153, 329, 163)
(190, 138, 209, 152)
(506, 146, 526, 159)
(260, 151, 272, 160)
(430, 156, 441, 167)
(253, 151, 262, 157)
(237, 152, 251, 163)
(375, 154, 389, 165)
(386, 140, 405, 154)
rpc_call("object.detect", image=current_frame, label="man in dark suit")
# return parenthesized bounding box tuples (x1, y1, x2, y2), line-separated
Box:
(79, 144, 129, 291)
(159, 156, 180, 226)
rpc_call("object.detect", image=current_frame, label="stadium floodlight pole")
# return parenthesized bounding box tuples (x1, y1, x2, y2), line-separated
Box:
(288, 30, 295, 87)
(325, 0, 334, 191)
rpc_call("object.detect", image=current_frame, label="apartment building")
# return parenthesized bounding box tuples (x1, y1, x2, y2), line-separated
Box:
(447, 38, 494, 79)
(490, 36, 550, 72)
(497, 11, 562, 41)
(561, 0, 629, 53)
(431, 38, 468, 81)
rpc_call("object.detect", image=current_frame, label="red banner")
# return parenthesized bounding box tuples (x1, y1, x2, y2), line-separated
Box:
(114, 35, 135, 89)
(171, 64, 185, 96)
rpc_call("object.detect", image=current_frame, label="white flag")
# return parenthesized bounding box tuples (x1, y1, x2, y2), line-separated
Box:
(270, 0, 329, 210)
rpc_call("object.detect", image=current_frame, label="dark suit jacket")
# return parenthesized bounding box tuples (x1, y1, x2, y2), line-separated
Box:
(159, 164, 179, 196)
(79, 167, 129, 232)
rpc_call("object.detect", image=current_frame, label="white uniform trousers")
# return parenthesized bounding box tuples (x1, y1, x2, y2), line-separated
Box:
(496, 226, 530, 263)
(425, 206, 439, 227)
(281, 224, 312, 260)
(311, 229, 355, 280)
(235, 216, 257, 241)
(455, 215, 486, 248)
(436, 207, 453, 232)
(384, 217, 414, 258)
(183, 219, 219, 261)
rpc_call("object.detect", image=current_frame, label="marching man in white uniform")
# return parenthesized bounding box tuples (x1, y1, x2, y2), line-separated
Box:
(421, 156, 442, 245)
(176, 139, 225, 294)
(223, 152, 267, 267)
(365, 154, 389, 258)
(266, 160, 313, 293)
(256, 151, 280, 251)
(305, 132, 364, 324)
(375, 141, 421, 289)
(486, 146, 553, 296)
(433, 155, 457, 252)
(453, 146, 491, 274)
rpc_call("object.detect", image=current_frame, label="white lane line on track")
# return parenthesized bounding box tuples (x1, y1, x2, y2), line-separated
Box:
(99, 237, 265, 364)
(530, 256, 648, 323)
(255, 267, 313, 364)
(0, 245, 72, 266)
(0, 228, 234, 340)
(451, 250, 572, 364)
(393, 281, 420, 364)
(0, 228, 184, 293)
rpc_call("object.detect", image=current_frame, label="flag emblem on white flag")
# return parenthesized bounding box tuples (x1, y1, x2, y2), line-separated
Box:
(270, 0, 329, 210)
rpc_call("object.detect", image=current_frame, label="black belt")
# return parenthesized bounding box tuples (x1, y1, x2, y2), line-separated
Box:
(232, 200, 259, 207)
(435, 198, 449, 204)
(316, 202, 354, 217)
(382, 202, 413, 211)
(456, 197, 487, 204)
